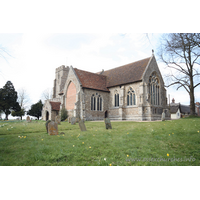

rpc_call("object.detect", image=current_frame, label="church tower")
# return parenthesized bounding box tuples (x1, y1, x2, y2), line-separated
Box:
(53, 65, 69, 98)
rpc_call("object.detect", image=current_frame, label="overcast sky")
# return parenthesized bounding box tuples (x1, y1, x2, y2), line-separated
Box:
(1, 33, 199, 107)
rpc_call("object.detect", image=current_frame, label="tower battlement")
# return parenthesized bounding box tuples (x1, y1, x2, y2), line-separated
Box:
(56, 65, 69, 73)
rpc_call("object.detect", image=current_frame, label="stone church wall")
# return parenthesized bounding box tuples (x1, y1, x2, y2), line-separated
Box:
(108, 82, 142, 120)
(83, 88, 109, 120)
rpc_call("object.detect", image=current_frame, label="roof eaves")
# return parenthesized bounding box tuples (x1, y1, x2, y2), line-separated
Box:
(107, 79, 142, 88)
(82, 86, 110, 92)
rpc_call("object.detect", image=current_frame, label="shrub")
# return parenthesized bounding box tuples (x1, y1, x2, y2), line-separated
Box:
(61, 108, 68, 121)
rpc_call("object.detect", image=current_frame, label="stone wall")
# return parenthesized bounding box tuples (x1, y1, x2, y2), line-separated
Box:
(108, 82, 142, 120)
(42, 100, 52, 121)
(53, 65, 69, 98)
(83, 88, 109, 120)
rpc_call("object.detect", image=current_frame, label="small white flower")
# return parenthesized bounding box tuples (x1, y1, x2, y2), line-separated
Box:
(18, 136, 20, 137)
(104, 158, 106, 161)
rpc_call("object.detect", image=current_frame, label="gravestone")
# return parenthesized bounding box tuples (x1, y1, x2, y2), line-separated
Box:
(68, 117, 71, 123)
(26, 116, 31, 123)
(71, 117, 76, 125)
(161, 111, 165, 121)
(48, 121, 58, 135)
(55, 115, 61, 125)
(105, 118, 112, 129)
(45, 120, 51, 133)
(79, 119, 87, 131)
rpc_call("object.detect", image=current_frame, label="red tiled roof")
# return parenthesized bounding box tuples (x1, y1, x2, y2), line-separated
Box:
(102, 57, 151, 87)
(50, 102, 61, 111)
(74, 68, 109, 92)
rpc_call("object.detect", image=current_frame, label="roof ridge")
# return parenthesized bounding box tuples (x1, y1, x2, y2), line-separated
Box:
(102, 57, 151, 73)
(74, 68, 107, 77)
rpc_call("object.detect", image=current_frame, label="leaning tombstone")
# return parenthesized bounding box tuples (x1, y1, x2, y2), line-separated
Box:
(79, 119, 87, 131)
(45, 120, 51, 133)
(161, 111, 166, 121)
(48, 121, 58, 135)
(71, 117, 76, 125)
(55, 115, 61, 125)
(105, 118, 112, 129)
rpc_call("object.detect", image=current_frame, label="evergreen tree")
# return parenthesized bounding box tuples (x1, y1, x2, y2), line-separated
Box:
(0, 81, 21, 120)
(27, 100, 43, 120)
(61, 108, 68, 121)
(11, 108, 25, 120)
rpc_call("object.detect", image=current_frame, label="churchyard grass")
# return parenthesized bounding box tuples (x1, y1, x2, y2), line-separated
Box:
(0, 118, 199, 166)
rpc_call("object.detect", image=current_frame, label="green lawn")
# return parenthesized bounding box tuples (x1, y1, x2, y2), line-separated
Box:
(0, 118, 199, 166)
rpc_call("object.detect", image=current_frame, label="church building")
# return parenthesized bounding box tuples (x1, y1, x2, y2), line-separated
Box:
(42, 53, 170, 121)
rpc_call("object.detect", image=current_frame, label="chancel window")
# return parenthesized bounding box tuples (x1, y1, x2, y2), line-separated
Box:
(127, 88, 136, 106)
(91, 94, 102, 111)
(149, 72, 160, 105)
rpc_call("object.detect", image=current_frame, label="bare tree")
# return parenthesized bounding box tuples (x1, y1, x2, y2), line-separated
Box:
(41, 88, 53, 101)
(0, 45, 12, 64)
(17, 88, 30, 110)
(158, 33, 200, 115)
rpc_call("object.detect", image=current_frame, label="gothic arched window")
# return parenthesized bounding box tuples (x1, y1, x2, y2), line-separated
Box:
(114, 92, 119, 107)
(127, 88, 136, 106)
(149, 72, 160, 105)
(91, 94, 102, 111)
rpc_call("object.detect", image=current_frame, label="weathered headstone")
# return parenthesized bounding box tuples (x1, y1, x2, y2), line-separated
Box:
(161, 111, 166, 121)
(79, 119, 87, 131)
(48, 121, 58, 135)
(71, 117, 76, 125)
(26, 116, 31, 123)
(68, 117, 71, 123)
(55, 115, 61, 125)
(105, 118, 112, 129)
(45, 120, 51, 133)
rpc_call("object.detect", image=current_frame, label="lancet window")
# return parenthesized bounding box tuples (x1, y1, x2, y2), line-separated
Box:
(91, 94, 102, 111)
(149, 72, 160, 105)
(127, 88, 136, 106)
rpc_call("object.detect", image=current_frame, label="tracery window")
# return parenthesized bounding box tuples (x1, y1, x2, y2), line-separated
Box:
(149, 72, 160, 105)
(127, 88, 136, 106)
(91, 94, 102, 111)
